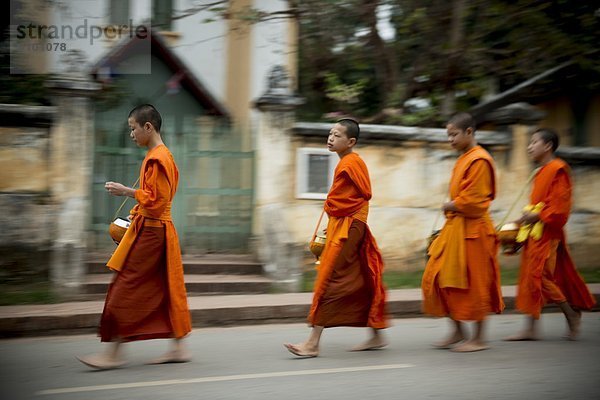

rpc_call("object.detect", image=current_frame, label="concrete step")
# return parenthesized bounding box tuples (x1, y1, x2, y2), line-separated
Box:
(86, 257, 263, 275)
(2, 285, 599, 338)
(83, 274, 273, 295)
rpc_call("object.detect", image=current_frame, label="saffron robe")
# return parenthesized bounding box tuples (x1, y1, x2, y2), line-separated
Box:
(422, 145, 504, 321)
(101, 144, 191, 341)
(308, 152, 388, 329)
(515, 158, 596, 318)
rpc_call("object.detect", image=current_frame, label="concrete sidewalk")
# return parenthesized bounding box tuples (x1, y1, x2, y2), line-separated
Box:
(1, 285, 599, 338)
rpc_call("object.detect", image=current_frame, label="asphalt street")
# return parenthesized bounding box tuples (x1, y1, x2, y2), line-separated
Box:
(1, 313, 599, 400)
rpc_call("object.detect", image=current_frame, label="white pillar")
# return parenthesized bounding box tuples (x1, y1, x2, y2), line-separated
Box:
(47, 75, 100, 291)
(253, 66, 304, 292)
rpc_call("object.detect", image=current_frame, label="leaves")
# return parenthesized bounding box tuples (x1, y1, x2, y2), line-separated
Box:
(292, 0, 599, 124)
(324, 73, 369, 105)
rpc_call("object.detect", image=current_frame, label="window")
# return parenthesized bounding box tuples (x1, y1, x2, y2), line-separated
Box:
(109, 0, 130, 26)
(153, 0, 173, 31)
(296, 148, 338, 199)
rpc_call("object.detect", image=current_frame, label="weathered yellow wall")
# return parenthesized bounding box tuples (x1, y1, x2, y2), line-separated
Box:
(225, 0, 253, 128)
(534, 95, 600, 146)
(0, 123, 54, 281)
(0, 127, 49, 192)
(282, 126, 600, 271)
(536, 97, 575, 145)
(585, 96, 600, 147)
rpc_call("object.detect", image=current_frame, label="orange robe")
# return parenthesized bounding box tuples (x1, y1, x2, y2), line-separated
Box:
(515, 158, 596, 318)
(422, 145, 504, 321)
(101, 144, 191, 341)
(308, 152, 388, 329)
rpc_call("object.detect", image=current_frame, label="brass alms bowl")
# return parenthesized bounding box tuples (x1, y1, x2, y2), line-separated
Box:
(109, 217, 130, 244)
(309, 235, 327, 258)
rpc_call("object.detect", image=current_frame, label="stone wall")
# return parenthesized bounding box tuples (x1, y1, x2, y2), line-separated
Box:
(558, 148, 600, 269)
(284, 122, 600, 271)
(0, 105, 55, 283)
(0, 75, 97, 290)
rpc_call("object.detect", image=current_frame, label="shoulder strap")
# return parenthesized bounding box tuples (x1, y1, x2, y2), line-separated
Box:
(312, 207, 326, 241)
(112, 177, 140, 221)
(495, 167, 540, 230)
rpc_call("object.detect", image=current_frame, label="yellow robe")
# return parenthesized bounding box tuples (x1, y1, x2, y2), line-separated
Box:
(516, 158, 596, 318)
(422, 145, 504, 321)
(309, 152, 388, 329)
(103, 144, 191, 340)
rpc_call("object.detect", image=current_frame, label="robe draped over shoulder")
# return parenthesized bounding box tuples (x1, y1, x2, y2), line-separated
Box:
(309, 152, 388, 329)
(422, 145, 504, 321)
(105, 144, 191, 339)
(516, 158, 596, 318)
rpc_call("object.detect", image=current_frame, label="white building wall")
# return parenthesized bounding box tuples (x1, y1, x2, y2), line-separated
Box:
(41, 0, 292, 116)
(171, 0, 228, 104)
(172, 0, 292, 119)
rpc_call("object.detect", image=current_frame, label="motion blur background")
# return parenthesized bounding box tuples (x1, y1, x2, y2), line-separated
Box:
(1, 0, 599, 303)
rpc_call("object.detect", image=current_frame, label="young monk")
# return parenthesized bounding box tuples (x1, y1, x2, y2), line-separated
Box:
(506, 128, 596, 341)
(284, 118, 388, 357)
(78, 104, 192, 369)
(421, 112, 504, 352)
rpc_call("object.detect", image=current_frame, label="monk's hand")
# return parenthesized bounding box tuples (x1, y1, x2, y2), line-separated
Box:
(520, 211, 540, 225)
(105, 181, 129, 197)
(442, 201, 457, 213)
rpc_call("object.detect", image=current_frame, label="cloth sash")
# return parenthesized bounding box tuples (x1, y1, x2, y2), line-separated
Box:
(428, 213, 468, 289)
(107, 202, 172, 272)
(352, 203, 369, 224)
(139, 203, 173, 221)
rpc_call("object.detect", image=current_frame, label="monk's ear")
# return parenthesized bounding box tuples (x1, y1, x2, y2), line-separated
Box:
(465, 127, 474, 137)
(348, 137, 357, 147)
(144, 122, 153, 132)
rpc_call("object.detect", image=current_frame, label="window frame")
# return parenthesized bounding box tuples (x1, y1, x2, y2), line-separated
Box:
(153, 0, 173, 31)
(295, 147, 338, 200)
(109, 0, 130, 26)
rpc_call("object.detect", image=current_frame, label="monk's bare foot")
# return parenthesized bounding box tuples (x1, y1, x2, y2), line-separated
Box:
(564, 312, 582, 341)
(432, 333, 465, 349)
(283, 343, 318, 358)
(145, 350, 192, 365)
(77, 354, 126, 370)
(450, 340, 489, 353)
(350, 336, 388, 351)
(504, 331, 539, 341)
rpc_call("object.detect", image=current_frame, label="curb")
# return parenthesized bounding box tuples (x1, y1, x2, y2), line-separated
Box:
(1, 285, 598, 338)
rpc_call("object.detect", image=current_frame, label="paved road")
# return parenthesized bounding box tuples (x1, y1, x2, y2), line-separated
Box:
(1, 314, 599, 400)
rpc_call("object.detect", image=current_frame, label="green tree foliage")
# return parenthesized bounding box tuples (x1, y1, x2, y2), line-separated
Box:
(292, 0, 600, 125)
(3, 1, 598, 120)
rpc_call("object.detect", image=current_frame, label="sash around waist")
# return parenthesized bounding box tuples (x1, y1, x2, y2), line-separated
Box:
(143, 219, 164, 227)
(137, 203, 172, 222)
(352, 203, 369, 224)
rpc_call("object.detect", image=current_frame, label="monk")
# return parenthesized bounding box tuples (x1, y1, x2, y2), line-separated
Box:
(421, 112, 504, 352)
(77, 104, 192, 370)
(284, 118, 388, 357)
(506, 128, 596, 341)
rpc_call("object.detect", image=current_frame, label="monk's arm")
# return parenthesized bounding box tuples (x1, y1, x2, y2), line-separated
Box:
(134, 161, 171, 215)
(538, 169, 571, 230)
(452, 159, 493, 218)
(105, 182, 136, 197)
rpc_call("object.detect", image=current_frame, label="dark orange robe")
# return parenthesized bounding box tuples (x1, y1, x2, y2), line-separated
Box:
(308, 152, 388, 329)
(422, 145, 504, 321)
(515, 158, 596, 318)
(101, 144, 191, 341)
